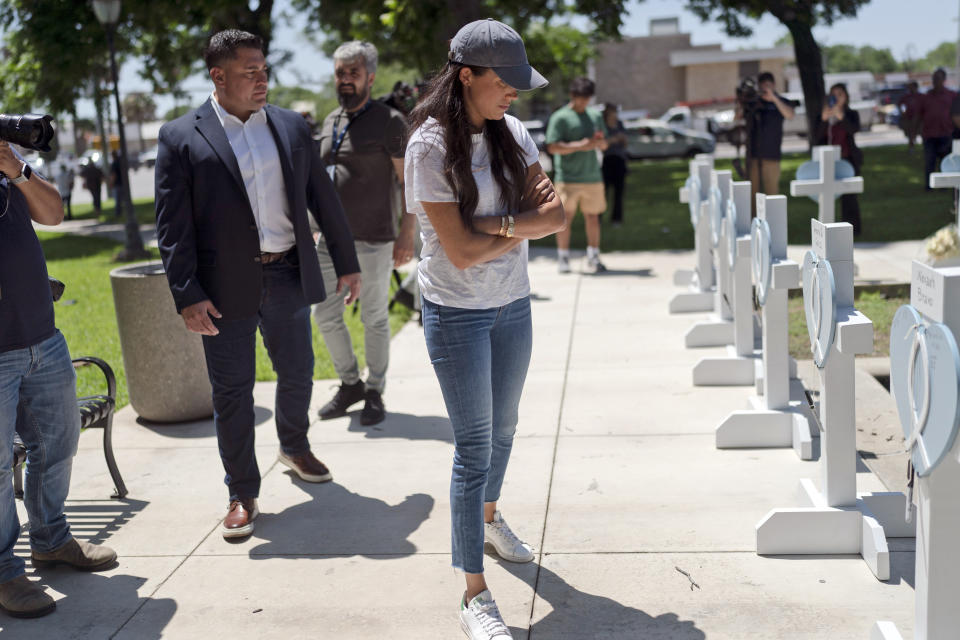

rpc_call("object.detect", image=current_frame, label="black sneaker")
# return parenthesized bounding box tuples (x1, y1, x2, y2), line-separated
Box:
(318, 380, 365, 420)
(360, 389, 386, 426)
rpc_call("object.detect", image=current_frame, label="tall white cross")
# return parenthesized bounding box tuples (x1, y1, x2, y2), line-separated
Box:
(714, 194, 815, 459)
(789, 145, 864, 224)
(755, 220, 914, 582)
(873, 262, 960, 640)
(691, 180, 757, 386)
(670, 156, 716, 313)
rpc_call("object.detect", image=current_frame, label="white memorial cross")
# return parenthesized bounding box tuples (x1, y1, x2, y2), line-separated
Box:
(873, 262, 960, 640)
(928, 139, 960, 228)
(789, 145, 864, 224)
(692, 180, 758, 385)
(756, 220, 914, 581)
(714, 194, 815, 458)
(684, 170, 736, 347)
(670, 155, 716, 313)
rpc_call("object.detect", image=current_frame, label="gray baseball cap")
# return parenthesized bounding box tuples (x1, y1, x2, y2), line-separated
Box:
(449, 19, 547, 91)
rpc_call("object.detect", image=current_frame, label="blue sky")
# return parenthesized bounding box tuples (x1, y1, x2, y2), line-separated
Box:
(99, 0, 960, 119)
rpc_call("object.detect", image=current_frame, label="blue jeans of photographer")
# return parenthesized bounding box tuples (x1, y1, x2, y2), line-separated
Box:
(421, 296, 532, 574)
(0, 330, 80, 583)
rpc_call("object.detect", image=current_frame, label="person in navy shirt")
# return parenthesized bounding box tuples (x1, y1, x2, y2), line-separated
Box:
(0, 142, 117, 619)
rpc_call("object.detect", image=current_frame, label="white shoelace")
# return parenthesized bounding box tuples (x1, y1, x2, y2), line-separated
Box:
(488, 519, 523, 549)
(473, 600, 510, 636)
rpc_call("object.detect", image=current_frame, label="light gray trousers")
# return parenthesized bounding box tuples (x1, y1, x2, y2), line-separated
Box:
(312, 239, 394, 393)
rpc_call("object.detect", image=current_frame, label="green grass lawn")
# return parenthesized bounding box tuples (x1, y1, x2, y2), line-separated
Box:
(532, 144, 955, 252)
(788, 291, 907, 360)
(40, 232, 413, 409)
(68, 196, 156, 225)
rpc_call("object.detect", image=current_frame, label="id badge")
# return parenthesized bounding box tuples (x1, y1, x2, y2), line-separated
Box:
(326, 164, 336, 182)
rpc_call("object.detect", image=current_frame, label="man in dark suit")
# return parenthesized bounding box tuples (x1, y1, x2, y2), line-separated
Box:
(155, 29, 361, 540)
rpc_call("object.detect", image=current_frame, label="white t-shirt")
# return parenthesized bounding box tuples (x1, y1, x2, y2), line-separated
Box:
(405, 114, 540, 309)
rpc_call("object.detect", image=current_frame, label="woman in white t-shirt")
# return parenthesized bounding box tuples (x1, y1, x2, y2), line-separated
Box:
(404, 19, 565, 640)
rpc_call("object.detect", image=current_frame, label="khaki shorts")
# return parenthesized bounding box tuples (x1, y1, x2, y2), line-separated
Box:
(556, 181, 606, 216)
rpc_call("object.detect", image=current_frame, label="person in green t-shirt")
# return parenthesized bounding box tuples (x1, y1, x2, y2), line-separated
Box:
(545, 77, 608, 274)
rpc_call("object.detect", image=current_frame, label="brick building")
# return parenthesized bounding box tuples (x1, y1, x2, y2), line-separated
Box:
(593, 18, 794, 117)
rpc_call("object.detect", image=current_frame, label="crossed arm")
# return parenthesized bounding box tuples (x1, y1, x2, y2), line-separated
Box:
(419, 162, 566, 270)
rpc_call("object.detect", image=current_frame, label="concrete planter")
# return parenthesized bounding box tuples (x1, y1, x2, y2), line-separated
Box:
(110, 261, 213, 423)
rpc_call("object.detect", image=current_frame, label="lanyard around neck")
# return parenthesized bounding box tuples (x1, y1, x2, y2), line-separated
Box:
(331, 101, 373, 158)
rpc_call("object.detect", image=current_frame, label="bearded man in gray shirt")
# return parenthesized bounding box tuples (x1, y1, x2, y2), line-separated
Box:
(313, 41, 416, 426)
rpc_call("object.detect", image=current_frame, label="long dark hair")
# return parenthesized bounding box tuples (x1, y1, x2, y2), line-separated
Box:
(409, 62, 528, 230)
(829, 83, 851, 111)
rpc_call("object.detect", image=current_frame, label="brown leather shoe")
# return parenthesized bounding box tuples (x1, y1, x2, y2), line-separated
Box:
(0, 575, 55, 618)
(221, 498, 259, 539)
(277, 450, 333, 483)
(31, 537, 117, 571)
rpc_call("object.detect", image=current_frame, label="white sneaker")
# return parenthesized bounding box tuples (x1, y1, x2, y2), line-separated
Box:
(484, 511, 534, 563)
(585, 256, 607, 274)
(459, 590, 513, 640)
(557, 255, 571, 274)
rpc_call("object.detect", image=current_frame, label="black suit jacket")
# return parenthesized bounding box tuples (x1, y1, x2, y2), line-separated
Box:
(155, 99, 360, 319)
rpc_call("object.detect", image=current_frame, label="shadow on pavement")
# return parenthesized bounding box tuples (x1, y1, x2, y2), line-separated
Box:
(16, 499, 149, 554)
(346, 411, 453, 443)
(135, 405, 273, 438)
(5, 499, 172, 638)
(245, 480, 434, 558)
(501, 560, 707, 639)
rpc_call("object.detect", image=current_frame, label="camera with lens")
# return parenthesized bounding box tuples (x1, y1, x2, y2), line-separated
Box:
(0, 113, 55, 152)
(736, 77, 761, 112)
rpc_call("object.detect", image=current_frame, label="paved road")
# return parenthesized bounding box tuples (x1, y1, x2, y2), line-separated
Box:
(714, 124, 907, 159)
(68, 127, 909, 206)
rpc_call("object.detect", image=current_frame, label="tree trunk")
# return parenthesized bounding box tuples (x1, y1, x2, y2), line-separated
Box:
(785, 20, 825, 151)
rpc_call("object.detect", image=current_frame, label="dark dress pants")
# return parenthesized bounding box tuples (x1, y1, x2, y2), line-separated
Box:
(923, 136, 952, 190)
(602, 155, 627, 223)
(201, 253, 315, 501)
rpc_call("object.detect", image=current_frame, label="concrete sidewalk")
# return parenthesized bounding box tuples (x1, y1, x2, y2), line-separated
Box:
(7, 249, 914, 638)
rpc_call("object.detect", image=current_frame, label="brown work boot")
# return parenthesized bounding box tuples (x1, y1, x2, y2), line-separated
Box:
(0, 575, 56, 618)
(277, 450, 333, 483)
(221, 498, 259, 540)
(31, 538, 117, 572)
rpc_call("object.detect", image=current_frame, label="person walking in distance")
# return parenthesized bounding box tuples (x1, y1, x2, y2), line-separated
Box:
(898, 81, 922, 152)
(919, 68, 957, 190)
(312, 41, 416, 426)
(53, 156, 75, 220)
(79, 159, 103, 214)
(154, 30, 361, 540)
(601, 103, 628, 228)
(546, 76, 607, 273)
(405, 19, 565, 639)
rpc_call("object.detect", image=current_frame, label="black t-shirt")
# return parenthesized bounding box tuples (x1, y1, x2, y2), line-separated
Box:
(747, 94, 795, 160)
(0, 174, 56, 353)
(318, 100, 407, 243)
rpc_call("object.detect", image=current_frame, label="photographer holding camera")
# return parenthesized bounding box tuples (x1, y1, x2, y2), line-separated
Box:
(0, 118, 117, 619)
(737, 71, 795, 212)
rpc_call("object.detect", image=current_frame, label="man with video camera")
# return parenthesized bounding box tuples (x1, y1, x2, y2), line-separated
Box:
(0, 117, 117, 619)
(737, 71, 796, 212)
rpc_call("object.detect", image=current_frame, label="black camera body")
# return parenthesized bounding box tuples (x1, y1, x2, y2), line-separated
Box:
(0, 113, 55, 152)
(736, 77, 761, 112)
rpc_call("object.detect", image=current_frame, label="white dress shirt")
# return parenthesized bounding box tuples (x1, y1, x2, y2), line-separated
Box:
(211, 93, 294, 253)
